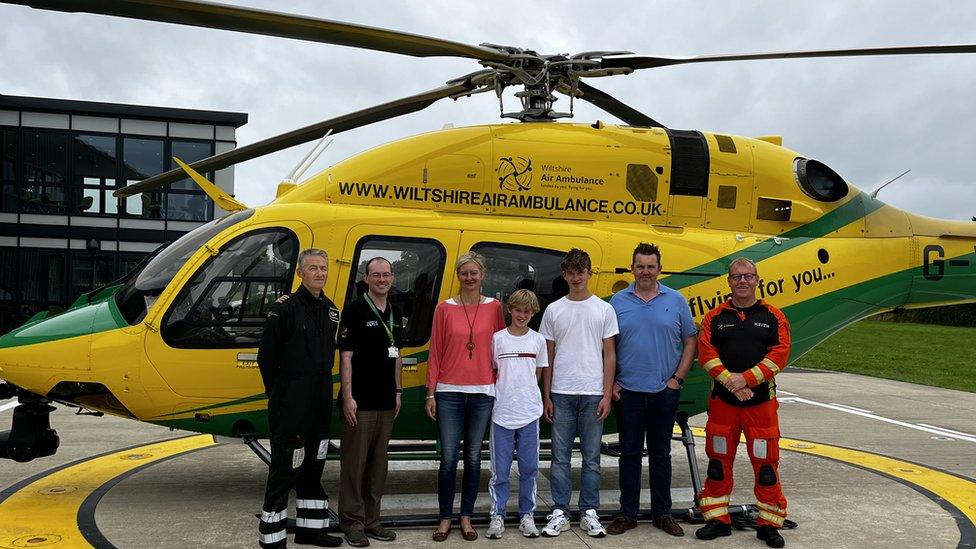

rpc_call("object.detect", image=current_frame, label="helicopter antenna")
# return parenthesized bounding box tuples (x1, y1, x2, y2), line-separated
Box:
(870, 168, 911, 199)
(287, 129, 334, 183)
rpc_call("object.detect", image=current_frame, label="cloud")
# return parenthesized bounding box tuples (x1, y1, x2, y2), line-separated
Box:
(2, 0, 975, 220)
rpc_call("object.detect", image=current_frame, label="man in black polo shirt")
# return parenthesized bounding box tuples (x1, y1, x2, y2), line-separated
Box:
(338, 256, 403, 546)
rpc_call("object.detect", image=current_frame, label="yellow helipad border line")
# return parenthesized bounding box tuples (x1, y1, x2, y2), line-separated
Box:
(1, 430, 974, 548)
(0, 434, 216, 549)
(686, 426, 976, 544)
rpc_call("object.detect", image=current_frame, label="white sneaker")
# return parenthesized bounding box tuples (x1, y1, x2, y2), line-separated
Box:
(519, 514, 540, 538)
(581, 509, 607, 537)
(486, 515, 505, 539)
(541, 509, 570, 537)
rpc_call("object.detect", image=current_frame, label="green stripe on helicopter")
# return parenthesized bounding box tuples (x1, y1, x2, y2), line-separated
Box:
(0, 292, 127, 349)
(663, 191, 884, 290)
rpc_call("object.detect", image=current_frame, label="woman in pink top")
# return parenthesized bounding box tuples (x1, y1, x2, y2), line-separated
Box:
(426, 251, 505, 542)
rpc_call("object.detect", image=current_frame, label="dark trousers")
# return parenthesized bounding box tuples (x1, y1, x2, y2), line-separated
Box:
(259, 376, 333, 548)
(435, 392, 494, 519)
(616, 386, 681, 521)
(339, 409, 396, 534)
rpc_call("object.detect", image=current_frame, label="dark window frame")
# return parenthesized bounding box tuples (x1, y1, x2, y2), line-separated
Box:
(159, 226, 299, 349)
(344, 235, 447, 349)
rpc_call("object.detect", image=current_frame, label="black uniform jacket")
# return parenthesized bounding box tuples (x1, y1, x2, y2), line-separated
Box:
(257, 285, 340, 396)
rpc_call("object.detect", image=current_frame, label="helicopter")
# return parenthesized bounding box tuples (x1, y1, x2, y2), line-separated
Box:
(1, 0, 975, 477)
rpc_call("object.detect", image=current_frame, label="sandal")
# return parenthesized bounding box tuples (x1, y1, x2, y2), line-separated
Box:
(461, 526, 478, 541)
(432, 524, 452, 542)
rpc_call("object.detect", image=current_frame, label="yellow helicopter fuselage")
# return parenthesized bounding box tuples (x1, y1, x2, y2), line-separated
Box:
(1, 122, 974, 442)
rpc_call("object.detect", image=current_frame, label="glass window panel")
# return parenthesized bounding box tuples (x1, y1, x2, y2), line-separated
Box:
(163, 228, 297, 348)
(170, 140, 211, 191)
(471, 243, 569, 331)
(346, 237, 446, 347)
(22, 250, 64, 303)
(23, 184, 68, 214)
(2, 128, 17, 182)
(1, 182, 17, 213)
(122, 138, 164, 180)
(0, 247, 16, 302)
(70, 256, 94, 299)
(73, 134, 117, 178)
(166, 192, 208, 221)
(81, 187, 100, 214)
(23, 130, 67, 185)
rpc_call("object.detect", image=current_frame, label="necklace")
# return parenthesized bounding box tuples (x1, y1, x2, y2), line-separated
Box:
(459, 294, 482, 359)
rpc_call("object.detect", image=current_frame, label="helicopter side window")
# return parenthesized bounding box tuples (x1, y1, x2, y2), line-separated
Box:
(794, 158, 849, 202)
(161, 228, 298, 349)
(470, 243, 569, 331)
(345, 237, 446, 348)
(116, 209, 255, 325)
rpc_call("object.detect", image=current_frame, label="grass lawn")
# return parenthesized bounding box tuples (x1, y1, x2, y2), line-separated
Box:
(792, 320, 976, 393)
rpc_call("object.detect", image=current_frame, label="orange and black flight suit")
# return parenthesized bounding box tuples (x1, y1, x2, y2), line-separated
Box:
(697, 299, 790, 528)
(257, 285, 340, 548)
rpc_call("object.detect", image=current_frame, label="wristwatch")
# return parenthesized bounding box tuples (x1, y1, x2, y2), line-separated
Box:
(671, 374, 685, 386)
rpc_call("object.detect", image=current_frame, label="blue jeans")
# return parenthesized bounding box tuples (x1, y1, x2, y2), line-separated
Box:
(435, 392, 494, 519)
(615, 386, 681, 520)
(549, 393, 604, 512)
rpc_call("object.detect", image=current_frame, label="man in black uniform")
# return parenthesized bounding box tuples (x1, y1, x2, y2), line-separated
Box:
(258, 248, 343, 548)
(338, 256, 403, 546)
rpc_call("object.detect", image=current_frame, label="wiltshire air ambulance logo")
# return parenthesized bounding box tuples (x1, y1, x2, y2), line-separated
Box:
(497, 156, 533, 192)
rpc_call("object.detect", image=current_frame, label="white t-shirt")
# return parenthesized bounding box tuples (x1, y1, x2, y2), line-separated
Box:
(540, 295, 619, 396)
(491, 328, 548, 429)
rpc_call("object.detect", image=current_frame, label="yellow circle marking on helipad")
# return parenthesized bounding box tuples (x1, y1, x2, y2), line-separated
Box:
(0, 435, 215, 549)
(684, 426, 976, 527)
(9, 534, 63, 547)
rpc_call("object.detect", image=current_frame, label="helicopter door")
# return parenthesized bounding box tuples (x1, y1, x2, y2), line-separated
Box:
(337, 226, 459, 395)
(459, 233, 604, 319)
(665, 130, 709, 228)
(143, 221, 311, 400)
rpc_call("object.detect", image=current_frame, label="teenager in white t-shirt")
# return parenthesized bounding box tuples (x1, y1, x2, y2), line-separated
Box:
(539, 249, 618, 538)
(485, 289, 547, 540)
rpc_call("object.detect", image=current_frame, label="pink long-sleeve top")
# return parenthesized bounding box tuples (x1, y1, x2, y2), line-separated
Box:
(426, 297, 506, 390)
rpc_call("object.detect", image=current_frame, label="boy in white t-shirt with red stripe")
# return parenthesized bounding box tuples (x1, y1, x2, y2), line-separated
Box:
(485, 289, 548, 540)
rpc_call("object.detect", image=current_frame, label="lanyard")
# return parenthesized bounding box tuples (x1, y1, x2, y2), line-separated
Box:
(364, 294, 395, 346)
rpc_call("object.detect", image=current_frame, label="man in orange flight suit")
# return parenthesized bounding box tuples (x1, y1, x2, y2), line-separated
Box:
(695, 258, 790, 548)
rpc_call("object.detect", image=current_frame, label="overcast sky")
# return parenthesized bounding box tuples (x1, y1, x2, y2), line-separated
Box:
(3, 0, 976, 221)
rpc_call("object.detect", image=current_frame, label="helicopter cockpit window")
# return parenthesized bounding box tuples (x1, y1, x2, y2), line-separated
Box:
(794, 158, 849, 202)
(161, 228, 297, 348)
(115, 209, 254, 325)
(345, 237, 446, 348)
(471, 243, 569, 331)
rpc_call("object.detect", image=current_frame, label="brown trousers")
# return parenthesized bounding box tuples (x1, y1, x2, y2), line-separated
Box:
(339, 409, 395, 533)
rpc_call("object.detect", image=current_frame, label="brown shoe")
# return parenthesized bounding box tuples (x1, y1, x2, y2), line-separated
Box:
(432, 524, 451, 542)
(460, 526, 478, 541)
(607, 515, 638, 535)
(652, 515, 685, 537)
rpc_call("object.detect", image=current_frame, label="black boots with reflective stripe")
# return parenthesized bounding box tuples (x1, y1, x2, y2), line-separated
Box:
(694, 520, 732, 540)
(757, 525, 786, 548)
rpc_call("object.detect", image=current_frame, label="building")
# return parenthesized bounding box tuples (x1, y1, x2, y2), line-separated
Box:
(0, 94, 247, 334)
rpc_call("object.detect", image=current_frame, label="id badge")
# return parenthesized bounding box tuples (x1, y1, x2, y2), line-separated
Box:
(388, 346, 399, 358)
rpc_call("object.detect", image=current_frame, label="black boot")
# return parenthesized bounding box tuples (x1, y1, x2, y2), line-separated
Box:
(294, 531, 344, 547)
(695, 521, 732, 540)
(757, 525, 785, 548)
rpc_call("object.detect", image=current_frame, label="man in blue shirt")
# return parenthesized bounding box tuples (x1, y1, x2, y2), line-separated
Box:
(606, 243, 697, 537)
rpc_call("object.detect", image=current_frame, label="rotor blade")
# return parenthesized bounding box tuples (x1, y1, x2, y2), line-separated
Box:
(565, 80, 665, 128)
(114, 81, 479, 197)
(602, 44, 976, 71)
(6, 0, 509, 61)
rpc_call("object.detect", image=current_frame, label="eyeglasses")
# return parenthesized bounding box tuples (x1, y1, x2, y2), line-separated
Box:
(729, 273, 757, 282)
(367, 272, 393, 280)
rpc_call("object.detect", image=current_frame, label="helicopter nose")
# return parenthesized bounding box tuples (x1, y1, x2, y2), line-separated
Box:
(0, 303, 102, 374)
